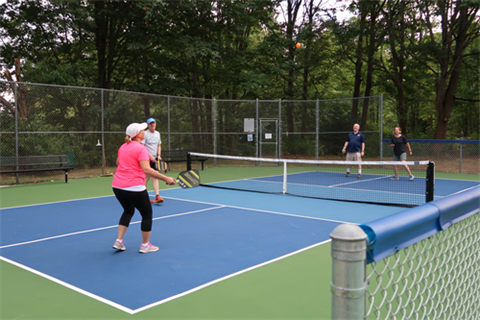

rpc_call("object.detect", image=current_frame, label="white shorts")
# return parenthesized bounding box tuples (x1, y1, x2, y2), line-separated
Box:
(346, 152, 362, 161)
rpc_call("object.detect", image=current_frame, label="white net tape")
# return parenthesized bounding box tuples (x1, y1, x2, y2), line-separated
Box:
(189, 152, 431, 166)
(365, 212, 480, 319)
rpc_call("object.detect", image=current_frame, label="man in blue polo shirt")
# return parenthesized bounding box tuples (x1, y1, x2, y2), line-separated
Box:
(342, 123, 365, 178)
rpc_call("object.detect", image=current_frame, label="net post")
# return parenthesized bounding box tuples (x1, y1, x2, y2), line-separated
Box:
(283, 161, 287, 195)
(426, 161, 435, 202)
(187, 152, 192, 171)
(330, 224, 367, 320)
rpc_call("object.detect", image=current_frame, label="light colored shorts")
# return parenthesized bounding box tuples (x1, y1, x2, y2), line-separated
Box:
(346, 152, 362, 161)
(393, 153, 407, 161)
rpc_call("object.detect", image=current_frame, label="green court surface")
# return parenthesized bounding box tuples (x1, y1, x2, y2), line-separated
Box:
(1, 243, 332, 320)
(1, 175, 333, 320)
(1, 170, 477, 319)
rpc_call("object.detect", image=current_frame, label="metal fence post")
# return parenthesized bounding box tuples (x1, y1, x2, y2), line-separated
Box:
(213, 98, 217, 167)
(256, 98, 259, 166)
(380, 94, 383, 161)
(316, 99, 319, 160)
(330, 224, 367, 320)
(278, 99, 282, 159)
(101, 89, 105, 175)
(168, 96, 171, 151)
(14, 83, 19, 184)
(459, 142, 462, 173)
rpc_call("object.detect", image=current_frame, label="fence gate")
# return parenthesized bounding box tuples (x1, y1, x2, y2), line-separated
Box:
(258, 118, 278, 161)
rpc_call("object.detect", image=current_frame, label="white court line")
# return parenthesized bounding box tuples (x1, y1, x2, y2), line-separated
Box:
(130, 239, 332, 314)
(162, 196, 349, 224)
(0, 187, 181, 210)
(0, 255, 136, 314)
(0, 206, 224, 249)
(0, 194, 116, 210)
(328, 175, 392, 187)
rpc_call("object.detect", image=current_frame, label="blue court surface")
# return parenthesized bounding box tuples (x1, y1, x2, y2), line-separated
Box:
(0, 177, 478, 314)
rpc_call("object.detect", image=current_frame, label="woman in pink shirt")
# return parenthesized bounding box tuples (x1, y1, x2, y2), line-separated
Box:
(112, 122, 176, 253)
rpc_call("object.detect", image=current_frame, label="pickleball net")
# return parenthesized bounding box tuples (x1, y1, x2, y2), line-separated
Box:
(188, 153, 435, 207)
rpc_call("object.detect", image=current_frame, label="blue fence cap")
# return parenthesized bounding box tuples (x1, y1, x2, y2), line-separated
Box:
(360, 186, 480, 264)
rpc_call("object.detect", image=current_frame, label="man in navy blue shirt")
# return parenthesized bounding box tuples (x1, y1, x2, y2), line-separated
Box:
(342, 123, 365, 178)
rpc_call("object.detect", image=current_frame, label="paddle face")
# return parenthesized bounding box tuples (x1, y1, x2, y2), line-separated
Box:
(158, 159, 167, 173)
(177, 169, 200, 189)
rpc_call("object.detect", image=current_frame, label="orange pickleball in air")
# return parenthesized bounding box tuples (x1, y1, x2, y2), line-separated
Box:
(296, 43, 301, 48)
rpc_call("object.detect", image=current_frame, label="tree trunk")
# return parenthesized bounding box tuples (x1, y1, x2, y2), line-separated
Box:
(205, 94, 213, 151)
(360, 2, 379, 130)
(4, 59, 28, 122)
(360, 58, 372, 130)
(396, 88, 407, 136)
(94, 1, 107, 89)
(433, 4, 472, 139)
(351, 1, 368, 123)
(143, 96, 151, 119)
(286, 69, 295, 133)
(285, 0, 301, 134)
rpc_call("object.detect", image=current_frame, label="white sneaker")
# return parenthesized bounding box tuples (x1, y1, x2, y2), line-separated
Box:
(113, 240, 126, 251)
(139, 242, 159, 253)
(390, 176, 399, 180)
(409, 175, 415, 181)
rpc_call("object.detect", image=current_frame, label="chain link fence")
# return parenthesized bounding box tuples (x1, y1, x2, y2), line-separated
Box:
(382, 139, 480, 174)
(365, 211, 480, 319)
(3, 81, 477, 184)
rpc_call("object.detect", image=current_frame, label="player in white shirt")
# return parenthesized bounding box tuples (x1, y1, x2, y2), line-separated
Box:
(143, 118, 163, 203)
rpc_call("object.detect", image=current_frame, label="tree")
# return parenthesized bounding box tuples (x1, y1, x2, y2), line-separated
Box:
(417, 0, 480, 139)
(378, 0, 413, 136)
(1, 58, 28, 122)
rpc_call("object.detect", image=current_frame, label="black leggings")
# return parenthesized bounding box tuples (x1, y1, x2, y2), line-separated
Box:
(113, 188, 153, 232)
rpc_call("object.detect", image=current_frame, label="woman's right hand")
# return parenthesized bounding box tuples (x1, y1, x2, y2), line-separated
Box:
(164, 177, 176, 185)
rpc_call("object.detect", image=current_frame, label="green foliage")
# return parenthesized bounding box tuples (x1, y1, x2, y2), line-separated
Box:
(1, 0, 478, 145)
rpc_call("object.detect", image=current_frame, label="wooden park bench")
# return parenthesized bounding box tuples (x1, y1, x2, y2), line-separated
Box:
(0, 155, 75, 183)
(159, 150, 208, 173)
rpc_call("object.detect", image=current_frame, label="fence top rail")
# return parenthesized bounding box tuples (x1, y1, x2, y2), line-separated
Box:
(382, 139, 480, 143)
(1, 80, 381, 103)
